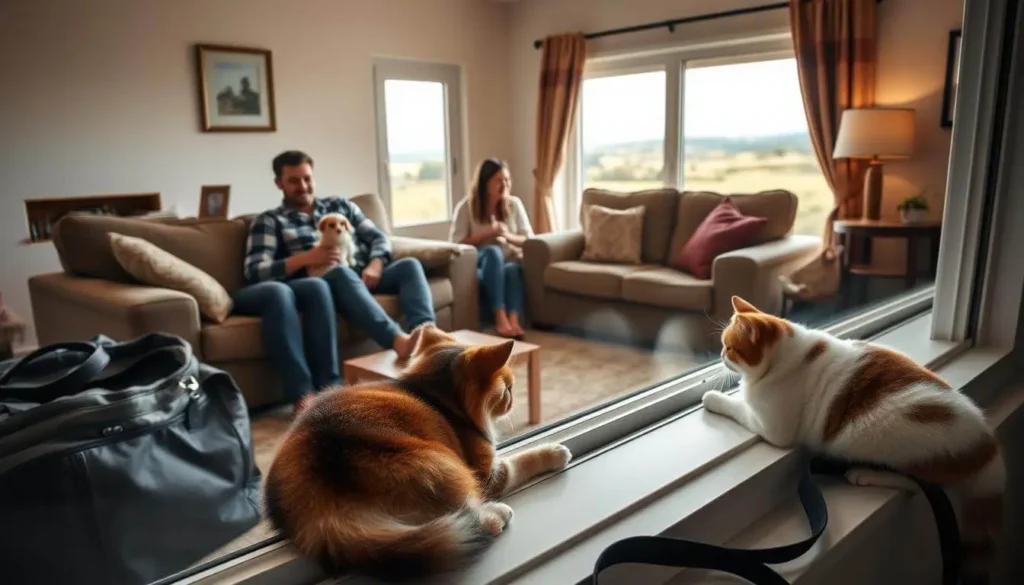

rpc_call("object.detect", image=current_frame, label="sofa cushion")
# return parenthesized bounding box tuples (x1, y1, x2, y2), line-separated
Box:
(581, 188, 680, 264)
(108, 232, 234, 323)
(581, 204, 646, 265)
(670, 198, 768, 279)
(668, 190, 798, 259)
(52, 214, 250, 292)
(544, 261, 653, 300)
(621, 267, 714, 311)
(202, 276, 455, 361)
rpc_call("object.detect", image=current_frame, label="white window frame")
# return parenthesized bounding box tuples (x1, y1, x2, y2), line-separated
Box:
(371, 58, 466, 234)
(168, 1, 1024, 582)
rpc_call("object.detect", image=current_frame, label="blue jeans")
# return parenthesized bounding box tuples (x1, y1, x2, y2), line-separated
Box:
(231, 278, 339, 404)
(320, 257, 435, 350)
(477, 245, 525, 317)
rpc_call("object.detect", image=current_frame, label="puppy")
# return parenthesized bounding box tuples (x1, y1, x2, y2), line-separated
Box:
(307, 212, 356, 278)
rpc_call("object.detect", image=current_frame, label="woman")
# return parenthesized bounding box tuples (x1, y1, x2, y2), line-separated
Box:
(449, 158, 534, 339)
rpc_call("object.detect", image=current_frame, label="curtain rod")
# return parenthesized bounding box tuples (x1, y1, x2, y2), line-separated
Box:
(532, 0, 884, 50)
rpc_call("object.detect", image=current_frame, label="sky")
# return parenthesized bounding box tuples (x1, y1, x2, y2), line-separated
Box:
(381, 57, 813, 156)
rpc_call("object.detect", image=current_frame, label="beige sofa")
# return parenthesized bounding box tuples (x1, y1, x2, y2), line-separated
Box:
(28, 193, 479, 410)
(522, 188, 821, 351)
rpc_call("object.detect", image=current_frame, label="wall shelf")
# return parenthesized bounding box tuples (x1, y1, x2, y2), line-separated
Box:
(22, 192, 163, 244)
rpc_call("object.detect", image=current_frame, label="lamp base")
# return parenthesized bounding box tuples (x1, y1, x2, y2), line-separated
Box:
(862, 159, 884, 220)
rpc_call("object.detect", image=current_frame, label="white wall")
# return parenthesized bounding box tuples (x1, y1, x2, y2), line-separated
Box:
(507, 0, 964, 272)
(0, 0, 514, 346)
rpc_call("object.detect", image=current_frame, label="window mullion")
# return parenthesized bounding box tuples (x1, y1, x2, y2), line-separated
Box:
(664, 59, 682, 189)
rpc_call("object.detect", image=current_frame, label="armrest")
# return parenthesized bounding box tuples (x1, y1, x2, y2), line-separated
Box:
(522, 231, 585, 322)
(389, 237, 480, 331)
(390, 236, 468, 271)
(28, 272, 202, 353)
(711, 235, 822, 320)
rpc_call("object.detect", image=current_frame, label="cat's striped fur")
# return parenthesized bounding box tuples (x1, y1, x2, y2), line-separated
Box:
(702, 296, 1004, 584)
(262, 324, 572, 583)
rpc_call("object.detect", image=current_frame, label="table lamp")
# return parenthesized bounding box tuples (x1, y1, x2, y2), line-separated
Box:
(832, 107, 915, 220)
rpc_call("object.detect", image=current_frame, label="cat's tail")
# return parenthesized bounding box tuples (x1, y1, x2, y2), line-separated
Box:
(957, 442, 1006, 585)
(316, 505, 497, 583)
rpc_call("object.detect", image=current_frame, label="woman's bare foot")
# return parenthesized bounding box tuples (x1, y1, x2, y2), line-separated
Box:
(508, 313, 525, 337)
(494, 309, 517, 338)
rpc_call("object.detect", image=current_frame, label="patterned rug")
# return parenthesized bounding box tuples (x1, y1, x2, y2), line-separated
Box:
(199, 329, 704, 565)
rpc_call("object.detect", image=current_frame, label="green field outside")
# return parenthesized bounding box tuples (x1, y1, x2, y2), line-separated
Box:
(387, 154, 833, 237)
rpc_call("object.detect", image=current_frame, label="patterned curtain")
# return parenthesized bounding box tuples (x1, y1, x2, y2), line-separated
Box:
(790, 0, 877, 245)
(533, 33, 587, 234)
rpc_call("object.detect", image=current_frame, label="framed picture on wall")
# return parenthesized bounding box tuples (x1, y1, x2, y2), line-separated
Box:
(940, 29, 962, 128)
(195, 44, 277, 132)
(199, 185, 231, 218)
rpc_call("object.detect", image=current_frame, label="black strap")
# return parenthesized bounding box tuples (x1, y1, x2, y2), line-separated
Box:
(0, 341, 110, 403)
(591, 456, 960, 585)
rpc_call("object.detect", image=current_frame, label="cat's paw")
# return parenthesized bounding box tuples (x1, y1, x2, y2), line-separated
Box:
(479, 502, 514, 535)
(844, 469, 919, 492)
(542, 443, 573, 471)
(701, 390, 731, 415)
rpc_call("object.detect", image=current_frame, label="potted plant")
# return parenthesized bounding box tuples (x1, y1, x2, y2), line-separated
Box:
(897, 194, 929, 224)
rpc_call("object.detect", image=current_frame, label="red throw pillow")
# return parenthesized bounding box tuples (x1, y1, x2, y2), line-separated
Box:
(671, 198, 768, 279)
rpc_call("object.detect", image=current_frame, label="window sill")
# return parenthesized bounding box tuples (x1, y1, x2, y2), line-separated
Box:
(181, 307, 1011, 585)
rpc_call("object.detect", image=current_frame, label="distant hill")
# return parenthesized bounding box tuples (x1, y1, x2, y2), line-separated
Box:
(588, 133, 814, 156)
(387, 133, 814, 163)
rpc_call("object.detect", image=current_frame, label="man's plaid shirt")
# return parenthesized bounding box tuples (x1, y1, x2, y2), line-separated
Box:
(242, 196, 392, 284)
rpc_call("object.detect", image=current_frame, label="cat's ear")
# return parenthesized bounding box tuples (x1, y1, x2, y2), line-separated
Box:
(733, 314, 763, 344)
(409, 323, 454, 356)
(465, 340, 515, 377)
(731, 295, 761, 314)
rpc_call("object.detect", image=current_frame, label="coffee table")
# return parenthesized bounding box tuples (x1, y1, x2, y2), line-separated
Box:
(342, 329, 542, 425)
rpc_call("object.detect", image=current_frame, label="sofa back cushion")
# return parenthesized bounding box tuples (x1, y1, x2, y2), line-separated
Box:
(668, 190, 798, 259)
(52, 214, 250, 292)
(580, 188, 680, 264)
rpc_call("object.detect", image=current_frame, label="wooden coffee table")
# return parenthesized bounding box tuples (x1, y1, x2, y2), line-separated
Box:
(343, 329, 542, 425)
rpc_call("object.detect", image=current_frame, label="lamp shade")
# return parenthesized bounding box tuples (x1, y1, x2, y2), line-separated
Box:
(832, 107, 916, 159)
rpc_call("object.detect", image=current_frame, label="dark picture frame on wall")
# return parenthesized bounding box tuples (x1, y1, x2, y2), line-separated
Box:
(195, 44, 277, 132)
(940, 29, 962, 128)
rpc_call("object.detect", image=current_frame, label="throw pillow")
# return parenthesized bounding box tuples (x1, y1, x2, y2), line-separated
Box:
(108, 232, 233, 323)
(581, 204, 646, 264)
(671, 198, 768, 279)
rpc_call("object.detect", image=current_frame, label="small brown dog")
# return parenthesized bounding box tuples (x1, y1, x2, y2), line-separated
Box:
(307, 212, 356, 278)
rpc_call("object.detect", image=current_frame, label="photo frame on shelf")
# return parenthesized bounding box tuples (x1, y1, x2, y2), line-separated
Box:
(195, 44, 277, 132)
(940, 29, 962, 128)
(199, 185, 231, 219)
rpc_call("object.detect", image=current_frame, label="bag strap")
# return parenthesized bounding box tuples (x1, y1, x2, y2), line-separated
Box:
(0, 341, 110, 403)
(590, 456, 960, 585)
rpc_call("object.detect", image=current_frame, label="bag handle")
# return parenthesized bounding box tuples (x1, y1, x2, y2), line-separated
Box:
(590, 457, 961, 585)
(0, 341, 110, 403)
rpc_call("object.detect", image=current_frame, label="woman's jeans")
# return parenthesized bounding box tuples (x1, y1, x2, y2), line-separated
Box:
(477, 245, 526, 317)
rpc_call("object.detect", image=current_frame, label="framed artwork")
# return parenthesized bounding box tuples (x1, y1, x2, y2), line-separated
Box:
(195, 44, 277, 132)
(940, 29, 962, 129)
(199, 185, 231, 218)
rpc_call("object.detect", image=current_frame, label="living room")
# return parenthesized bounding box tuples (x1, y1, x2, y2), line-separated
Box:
(7, 1, 1024, 585)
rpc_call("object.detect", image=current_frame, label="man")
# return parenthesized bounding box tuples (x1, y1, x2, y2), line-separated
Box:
(233, 150, 435, 410)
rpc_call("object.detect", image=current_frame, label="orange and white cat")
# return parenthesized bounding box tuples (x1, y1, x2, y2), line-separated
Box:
(703, 296, 1004, 584)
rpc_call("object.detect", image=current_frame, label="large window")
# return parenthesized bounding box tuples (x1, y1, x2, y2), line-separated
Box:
(373, 59, 465, 228)
(580, 70, 667, 192)
(682, 57, 832, 236)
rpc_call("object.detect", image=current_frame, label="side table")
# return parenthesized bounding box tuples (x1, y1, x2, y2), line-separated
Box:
(833, 219, 942, 306)
(0, 310, 27, 361)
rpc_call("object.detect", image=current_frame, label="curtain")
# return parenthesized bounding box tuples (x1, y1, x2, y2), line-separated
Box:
(533, 33, 587, 234)
(790, 0, 877, 246)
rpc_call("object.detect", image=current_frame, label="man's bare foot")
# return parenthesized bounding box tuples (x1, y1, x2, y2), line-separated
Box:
(393, 333, 415, 360)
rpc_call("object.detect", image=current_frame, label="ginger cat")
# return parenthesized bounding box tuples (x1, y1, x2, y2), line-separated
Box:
(702, 296, 1005, 585)
(262, 324, 572, 583)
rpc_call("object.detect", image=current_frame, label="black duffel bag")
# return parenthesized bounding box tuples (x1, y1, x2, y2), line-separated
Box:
(0, 332, 263, 585)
